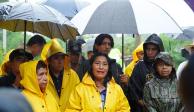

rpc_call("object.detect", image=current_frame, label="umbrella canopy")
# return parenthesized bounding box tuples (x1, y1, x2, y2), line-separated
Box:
(44, 0, 91, 19)
(175, 27, 194, 40)
(0, 1, 79, 41)
(71, 0, 194, 35)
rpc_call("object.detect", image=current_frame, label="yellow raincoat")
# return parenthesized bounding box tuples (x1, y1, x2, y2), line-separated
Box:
(20, 60, 61, 112)
(48, 68, 80, 112)
(0, 49, 13, 76)
(65, 73, 130, 112)
(125, 43, 143, 77)
(43, 38, 80, 112)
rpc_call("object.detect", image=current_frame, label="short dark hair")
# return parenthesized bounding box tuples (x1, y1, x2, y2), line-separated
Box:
(9, 49, 33, 62)
(27, 35, 46, 46)
(88, 52, 112, 86)
(36, 60, 47, 71)
(93, 34, 114, 53)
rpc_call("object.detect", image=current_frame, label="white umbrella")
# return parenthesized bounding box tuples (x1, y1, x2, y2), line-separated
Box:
(0, 1, 79, 48)
(71, 0, 194, 68)
(71, 0, 194, 35)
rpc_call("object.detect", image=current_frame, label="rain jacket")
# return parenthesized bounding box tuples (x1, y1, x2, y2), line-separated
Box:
(128, 34, 164, 112)
(65, 73, 130, 112)
(48, 67, 80, 112)
(20, 61, 61, 112)
(143, 75, 182, 112)
(125, 43, 143, 77)
(143, 52, 182, 112)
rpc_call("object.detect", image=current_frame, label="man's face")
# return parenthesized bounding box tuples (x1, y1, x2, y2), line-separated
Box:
(69, 53, 80, 65)
(37, 67, 48, 92)
(145, 44, 158, 59)
(48, 53, 65, 73)
(28, 44, 44, 56)
(95, 38, 112, 55)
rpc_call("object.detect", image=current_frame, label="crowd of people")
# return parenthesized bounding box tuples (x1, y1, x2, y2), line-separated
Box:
(0, 33, 194, 112)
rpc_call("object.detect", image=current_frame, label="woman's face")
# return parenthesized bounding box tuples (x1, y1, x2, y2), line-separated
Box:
(156, 60, 172, 78)
(92, 56, 109, 81)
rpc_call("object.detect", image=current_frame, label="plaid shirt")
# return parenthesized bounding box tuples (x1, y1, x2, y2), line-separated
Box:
(143, 76, 183, 112)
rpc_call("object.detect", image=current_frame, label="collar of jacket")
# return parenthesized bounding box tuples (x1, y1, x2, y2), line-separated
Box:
(82, 72, 115, 86)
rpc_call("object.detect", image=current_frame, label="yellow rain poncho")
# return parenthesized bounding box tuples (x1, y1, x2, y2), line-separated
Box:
(65, 73, 130, 112)
(0, 49, 13, 76)
(125, 43, 143, 77)
(43, 38, 80, 112)
(20, 60, 61, 112)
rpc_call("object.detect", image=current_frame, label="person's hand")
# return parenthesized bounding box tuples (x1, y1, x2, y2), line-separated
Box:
(120, 74, 129, 85)
(138, 99, 145, 106)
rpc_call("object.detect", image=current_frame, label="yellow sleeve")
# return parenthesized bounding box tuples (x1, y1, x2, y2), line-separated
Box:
(65, 86, 82, 112)
(116, 85, 131, 112)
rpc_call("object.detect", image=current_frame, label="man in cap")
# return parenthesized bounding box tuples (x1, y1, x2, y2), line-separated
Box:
(45, 39, 80, 112)
(68, 38, 86, 79)
(0, 49, 33, 88)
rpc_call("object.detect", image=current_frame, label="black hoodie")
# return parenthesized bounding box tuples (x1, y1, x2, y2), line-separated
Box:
(127, 34, 164, 112)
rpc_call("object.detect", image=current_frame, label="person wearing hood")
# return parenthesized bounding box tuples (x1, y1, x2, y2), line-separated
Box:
(125, 43, 144, 77)
(42, 39, 80, 112)
(128, 34, 164, 112)
(65, 53, 130, 111)
(143, 52, 182, 112)
(0, 49, 33, 88)
(20, 60, 61, 112)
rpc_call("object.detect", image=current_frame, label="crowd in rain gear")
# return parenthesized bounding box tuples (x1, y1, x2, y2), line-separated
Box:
(143, 52, 182, 112)
(125, 43, 143, 77)
(66, 73, 130, 112)
(43, 39, 80, 112)
(20, 60, 61, 112)
(128, 34, 165, 112)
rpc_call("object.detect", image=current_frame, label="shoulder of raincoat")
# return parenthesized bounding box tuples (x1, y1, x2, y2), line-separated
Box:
(48, 67, 80, 112)
(65, 72, 130, 112)
(20, 60, 61, 112)
(125, 43, 143, 77)
(143, 74, 182, 112)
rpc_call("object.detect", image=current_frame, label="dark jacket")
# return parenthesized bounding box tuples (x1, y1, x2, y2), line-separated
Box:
(0, 72, 16, 87)
(128, 34, 164, 112)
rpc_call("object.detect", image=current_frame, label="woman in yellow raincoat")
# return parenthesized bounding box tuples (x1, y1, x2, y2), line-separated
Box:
(125, 43, 144, 77)
(65, 53, 130, 112)
(20, 60, 61, 112)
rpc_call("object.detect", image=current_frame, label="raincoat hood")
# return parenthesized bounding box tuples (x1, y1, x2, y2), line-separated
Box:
(132, 43, 144, 62)
(41, 38, 66, 60)
(82, 72, 115, 86)
(20, 60, 48, 96)
(125, 43, 143, 76)
(143, 34, 164, 62)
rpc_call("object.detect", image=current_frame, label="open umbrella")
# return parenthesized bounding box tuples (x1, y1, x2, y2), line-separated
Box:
(71, 0, 194, 68)
(175, 27, 194, 40)
(0, 1, 79, 50)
